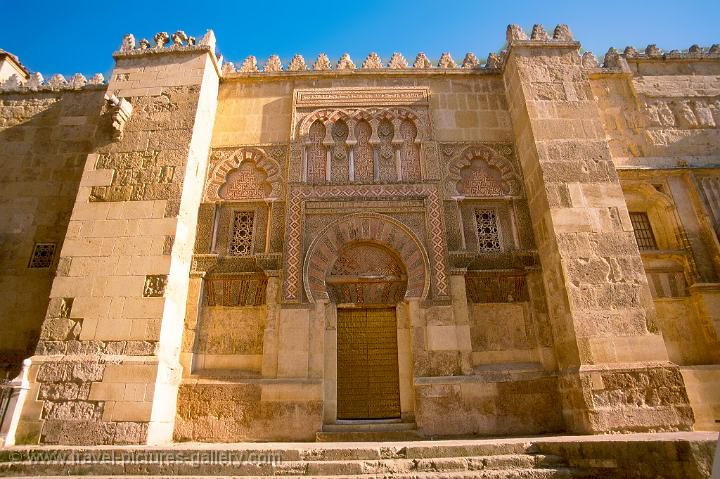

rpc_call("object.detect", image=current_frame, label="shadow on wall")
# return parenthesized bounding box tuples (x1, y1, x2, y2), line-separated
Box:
(0, 88, 109, 379)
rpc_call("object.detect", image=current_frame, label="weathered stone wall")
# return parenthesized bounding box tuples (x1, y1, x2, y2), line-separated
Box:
(414, 375, 563, 436)
(591, 61, 720, 166)
(212, 76, 513, 147)
(503, 29, 693, 433)
(0, 87, 105, 376)
(4, 26, 720, 444)
(12, 42, 220, 445)
(468, 303, 536, 365)
(192, 307, 265, 372)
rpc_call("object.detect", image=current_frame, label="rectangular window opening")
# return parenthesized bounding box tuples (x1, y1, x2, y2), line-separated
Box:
(28, 243, 57, 268)
(629, 212, 658, 250)
(474, 208, 501, 253)
(229, 211, 254, 256)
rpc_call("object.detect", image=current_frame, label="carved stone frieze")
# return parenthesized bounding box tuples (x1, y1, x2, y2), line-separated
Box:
(204, 273, 268, 306)
(294, 87, 430, 108)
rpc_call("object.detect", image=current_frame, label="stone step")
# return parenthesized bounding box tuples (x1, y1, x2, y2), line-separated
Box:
(317, 421, 423, 441)
(0, 471, 591, 479)
(322, 421, 417, 432)
(316, 430, 425, 442)
(0, 442, 536, 463)
(0, 454, 568, 477)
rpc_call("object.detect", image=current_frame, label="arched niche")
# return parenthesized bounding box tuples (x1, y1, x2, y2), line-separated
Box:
(446, 145, 521, 197)
(206, 147, 282, 201)
(326, 242, 408, 304)
(303, 213, 430, 303)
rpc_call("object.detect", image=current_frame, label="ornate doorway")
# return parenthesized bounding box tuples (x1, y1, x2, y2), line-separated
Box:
(327, 242, 406, 420)
(336, 307, 401, 419)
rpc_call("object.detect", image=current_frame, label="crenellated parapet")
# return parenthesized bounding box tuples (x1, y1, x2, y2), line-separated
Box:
(590, 43, 720, 71)
(505, 23, 577, 44)
(221, 50, 503, 75)
(113, 29, 218, 59)
(0, 72, 105, 92)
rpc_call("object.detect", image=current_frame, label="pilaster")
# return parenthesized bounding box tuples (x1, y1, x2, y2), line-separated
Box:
(502, 24, 693, 433)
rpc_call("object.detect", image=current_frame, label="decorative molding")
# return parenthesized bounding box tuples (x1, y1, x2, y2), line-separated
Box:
(303, 213, 429, 303)
(294, 87, 430, 108)
(282, 184, 449, 302)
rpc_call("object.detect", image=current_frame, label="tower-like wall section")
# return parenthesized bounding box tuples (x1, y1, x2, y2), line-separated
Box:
(502, 30, 693, 432)
(12, 40, 219, 445)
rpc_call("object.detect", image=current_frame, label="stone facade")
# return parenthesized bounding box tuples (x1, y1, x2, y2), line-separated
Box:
(1, 25, 719, 445)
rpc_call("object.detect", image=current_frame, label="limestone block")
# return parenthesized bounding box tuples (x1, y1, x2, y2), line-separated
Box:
(88, 382, 125, 401)
(102, 363, 158, 383)
(107, 400, 153, 421)
(260, 382, 322, 402)
(426, 325, 459, 351)
(80, 169, 115, 187)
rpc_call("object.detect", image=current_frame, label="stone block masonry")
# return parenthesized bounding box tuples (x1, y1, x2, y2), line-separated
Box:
(1, 24, 719, 445)
(502, 26, 694, 433)
(10, 33, 220, 445)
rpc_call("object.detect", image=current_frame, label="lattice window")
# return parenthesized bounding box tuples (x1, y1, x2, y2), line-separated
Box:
(474, 209, 501, 252)
(228, 211, 254, 256)
(28, 243, 56, 268)
(629, 212, 658, 250)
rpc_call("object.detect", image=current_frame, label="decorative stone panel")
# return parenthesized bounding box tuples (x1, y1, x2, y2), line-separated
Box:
(303, 213, 430, 302)
(204, 273, 268, 306)
(206, 147, 283, 201)
(465, 272, 529, 303)
(444, 144, 522, 197)
(283, 185, 448, 302)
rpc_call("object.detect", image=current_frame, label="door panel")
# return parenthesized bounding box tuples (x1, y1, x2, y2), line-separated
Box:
(337, 308, 400, 419)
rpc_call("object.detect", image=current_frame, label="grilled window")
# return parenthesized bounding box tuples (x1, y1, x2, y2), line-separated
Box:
(474, 209, 501, 252)
(629, 212, 658, 250)
(28, 243, 56, 268)
(228, 211, 254, 256)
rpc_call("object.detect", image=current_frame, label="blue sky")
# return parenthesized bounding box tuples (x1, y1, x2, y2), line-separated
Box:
(2, 0, 719, 77)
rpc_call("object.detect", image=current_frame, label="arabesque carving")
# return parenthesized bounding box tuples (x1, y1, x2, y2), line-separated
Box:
(445, 144, 521, 197)
(206, 147, 283, 201)
(283, 184, 448, 302)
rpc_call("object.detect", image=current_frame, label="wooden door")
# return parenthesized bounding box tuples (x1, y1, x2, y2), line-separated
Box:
(336, 308, 400, 419)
